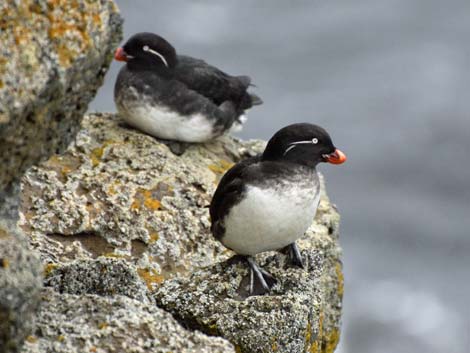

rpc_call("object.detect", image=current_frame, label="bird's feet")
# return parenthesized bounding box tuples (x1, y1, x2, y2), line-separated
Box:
(282, 242, 304, 269)
(246, 256, 277, 296)
(159, 139, 191, 156)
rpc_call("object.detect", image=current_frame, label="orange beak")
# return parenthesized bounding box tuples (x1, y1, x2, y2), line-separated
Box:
(323, 148, 347, 164)
(114, 47, 128, 62)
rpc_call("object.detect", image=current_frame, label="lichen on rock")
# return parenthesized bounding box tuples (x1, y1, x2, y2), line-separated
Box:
(21, 288, 235, 353)
(0, 0, 123, 218)
(0, 222, 43, 353)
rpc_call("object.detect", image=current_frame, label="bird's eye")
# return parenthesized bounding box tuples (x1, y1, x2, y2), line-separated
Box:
(143, 45, 149, 52)
(312, 138, 318, 144)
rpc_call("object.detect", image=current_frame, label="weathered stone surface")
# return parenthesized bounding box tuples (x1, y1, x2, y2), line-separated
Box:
(0, 223, 43, 353)
(19, 112, 343, 352)
(20, 113, 262, 285)
(154, 218, 342, 353)
(44, 257, 151, 303)
(0, 0, 122, 216)
(21, 288, 235, 353)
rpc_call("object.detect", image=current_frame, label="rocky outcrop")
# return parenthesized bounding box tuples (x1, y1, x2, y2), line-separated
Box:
(0, 0, 122, 218)
(19, 113, 343, 352)
(0, 223, 43, 353)
(21, 288, 235, 353)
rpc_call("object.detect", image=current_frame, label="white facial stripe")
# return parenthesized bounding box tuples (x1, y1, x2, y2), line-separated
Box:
(283, 145, 297, 156)
(143, 45, 169, 67)
(283, 139, 316, 156)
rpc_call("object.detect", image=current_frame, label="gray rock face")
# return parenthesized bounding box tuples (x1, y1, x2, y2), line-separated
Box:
(44, 257, 151, 303)
(21, 288, 235, 353)
(154, 227, 342, 353)
(0, 223, 43, 353)
(0, 0, 123, 218)
(19, 113, 343, 352)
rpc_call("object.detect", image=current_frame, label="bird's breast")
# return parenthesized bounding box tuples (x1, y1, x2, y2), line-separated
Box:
(221, 179, 320, 255)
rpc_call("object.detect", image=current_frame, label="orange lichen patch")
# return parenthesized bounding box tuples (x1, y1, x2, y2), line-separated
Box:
(335, 262, 344, 297)
(44, 263, 58, 276)
(137, 267, 165, 290)
(97, 322, 108, 330)
(1, 258, 10, 268)
(90, 347, 97, 353)
(26, 335, 38, 344)
(130, 185, 172, 212)
(90, 140, 116, 167)
(45, 0, 102, 67)
(208, 159, 234, 175)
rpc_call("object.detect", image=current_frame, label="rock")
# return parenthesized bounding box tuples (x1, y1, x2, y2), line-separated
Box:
(154, 224, 342, 353)
(19, 112, 343, 352)
(44, 257, 151, 303)
(20, 113, 263, 284)
(0, 223, 43, 353)
(21, 288, 235, 353)
(0, 0, 123, 218)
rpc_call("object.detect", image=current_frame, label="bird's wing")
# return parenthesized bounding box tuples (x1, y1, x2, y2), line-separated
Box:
(175, 55, 253, 106)
(209, 156, 260, 239)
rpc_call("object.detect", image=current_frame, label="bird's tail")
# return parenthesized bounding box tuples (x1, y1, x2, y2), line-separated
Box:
(249, 93, 263, 106)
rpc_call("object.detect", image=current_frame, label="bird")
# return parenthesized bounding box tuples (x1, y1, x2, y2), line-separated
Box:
(209, 123, 346, 295)
(113, 32, 262, 145)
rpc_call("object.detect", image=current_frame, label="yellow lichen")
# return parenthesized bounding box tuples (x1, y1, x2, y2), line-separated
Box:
(1, 258, 9, 268)
(149, 231, 159, 243)
(131, 188, 163, 211)
(137, 267, 165, 290)
(90, 140, 116, 167)
(107, 181, 121, 196)
(208, 159, 234, 175)
(44, 263, 58, 276)
(335, 262, 344, 297)
(26, 335, 38, 344)
(57, 335, 65, 342)
(98, 322, 108, 330)
(102, 252, 126, 259)
(323, 329, 341, 353)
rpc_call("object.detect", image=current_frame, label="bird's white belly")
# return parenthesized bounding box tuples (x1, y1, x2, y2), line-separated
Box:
(117, 100, 215, 143)
(221, 184, 320, 255)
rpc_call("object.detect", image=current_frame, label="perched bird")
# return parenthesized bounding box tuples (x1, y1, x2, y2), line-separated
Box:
(210, 123, 346, 295)
(113, 32, 262, 144)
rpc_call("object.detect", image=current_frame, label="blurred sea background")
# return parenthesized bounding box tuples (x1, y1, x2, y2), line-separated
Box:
(90, 1, 470, 352)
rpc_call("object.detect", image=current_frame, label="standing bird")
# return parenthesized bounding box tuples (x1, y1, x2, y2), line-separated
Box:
(114, 32, 262, 144)
(210, 123, 346, 295)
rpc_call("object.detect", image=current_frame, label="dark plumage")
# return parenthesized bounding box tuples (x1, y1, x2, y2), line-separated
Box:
(114, 32, 262, 143)
(210, 123, 346, 295)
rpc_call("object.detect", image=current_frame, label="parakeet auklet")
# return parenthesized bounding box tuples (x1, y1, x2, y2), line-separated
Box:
(210, 123, 346, 295)
(113, 32, 262, 143)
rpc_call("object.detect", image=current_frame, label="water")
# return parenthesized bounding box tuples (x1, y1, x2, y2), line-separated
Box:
(90, 1, 470, 352)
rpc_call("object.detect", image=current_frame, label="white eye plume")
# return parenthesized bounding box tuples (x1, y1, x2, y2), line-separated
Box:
(142, 45, 169, 68)
(283, 138, 319, 156)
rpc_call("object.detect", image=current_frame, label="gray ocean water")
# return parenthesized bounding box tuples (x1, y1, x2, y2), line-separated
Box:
(90, 1, 470, 352)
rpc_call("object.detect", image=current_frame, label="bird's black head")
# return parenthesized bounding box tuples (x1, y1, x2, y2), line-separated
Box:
(114, 32, 177, 70)
(262, 123, 347, 168)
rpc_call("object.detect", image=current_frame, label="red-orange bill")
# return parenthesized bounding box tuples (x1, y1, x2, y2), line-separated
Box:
(324, 149, 347, 164)
(114, 47, 127, 62)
